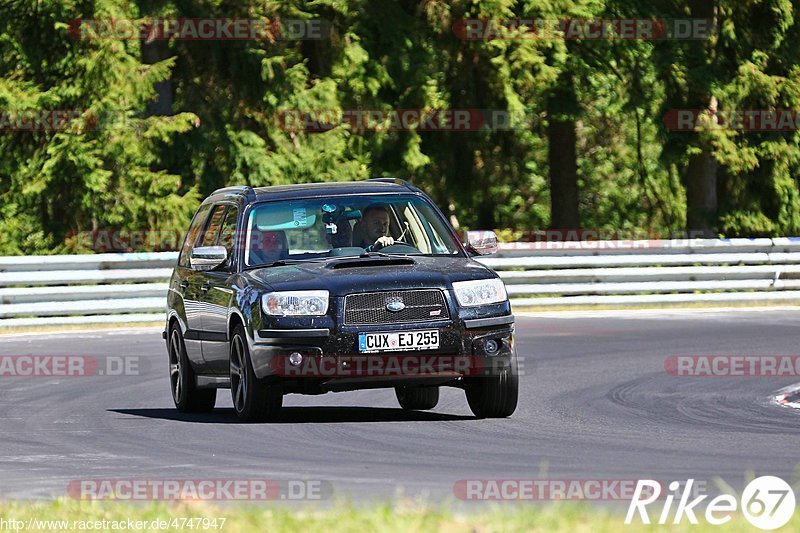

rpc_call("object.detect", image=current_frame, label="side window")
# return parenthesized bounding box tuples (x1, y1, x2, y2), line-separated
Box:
(178, 203, 212, 268)
(218, 206, 239, 267)
(199, 205, 227, 247)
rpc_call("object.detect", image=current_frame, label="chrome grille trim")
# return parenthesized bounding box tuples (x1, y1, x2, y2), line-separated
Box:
(343, 290, 449, 325)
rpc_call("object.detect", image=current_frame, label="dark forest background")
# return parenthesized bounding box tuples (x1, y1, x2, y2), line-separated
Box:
(2, 0, 800, 254)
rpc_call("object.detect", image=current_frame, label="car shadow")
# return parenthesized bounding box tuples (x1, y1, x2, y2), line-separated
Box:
(109, 407, 477, 424)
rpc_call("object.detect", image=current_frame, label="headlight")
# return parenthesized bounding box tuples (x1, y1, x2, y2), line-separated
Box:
(452, 279, 507, 307)
(262, 291, 329, 316)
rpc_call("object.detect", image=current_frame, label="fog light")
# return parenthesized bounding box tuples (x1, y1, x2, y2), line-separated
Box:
(288, 352, 304, 367)
(484, 339, 499, 355)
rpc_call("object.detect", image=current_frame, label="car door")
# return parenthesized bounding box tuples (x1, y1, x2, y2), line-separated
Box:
(196, 204, 238, 375)
(173, 203, 213, 367)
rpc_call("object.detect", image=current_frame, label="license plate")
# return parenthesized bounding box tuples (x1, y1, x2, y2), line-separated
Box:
(358, 330, 440, 353)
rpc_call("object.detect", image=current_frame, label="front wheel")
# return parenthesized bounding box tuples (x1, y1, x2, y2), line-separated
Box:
(395, 386, 439, 410)
(464, 350, 519, 418)
(230, 325, 282, 422)
(167, 323, 216, 413)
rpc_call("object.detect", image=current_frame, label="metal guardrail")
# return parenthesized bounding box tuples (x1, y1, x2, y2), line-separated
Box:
(2, 239, 800, 327)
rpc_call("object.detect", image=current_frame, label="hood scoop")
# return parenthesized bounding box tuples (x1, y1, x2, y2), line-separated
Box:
(328, 257, 416, 269)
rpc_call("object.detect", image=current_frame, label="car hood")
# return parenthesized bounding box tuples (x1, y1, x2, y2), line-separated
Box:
(242, 255, 496, 296)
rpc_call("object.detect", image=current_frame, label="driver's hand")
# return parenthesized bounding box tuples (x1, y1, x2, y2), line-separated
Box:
(374, 236, 395, 249)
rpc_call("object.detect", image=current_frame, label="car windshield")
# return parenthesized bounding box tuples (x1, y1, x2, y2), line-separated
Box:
(243, 194, 462, 267)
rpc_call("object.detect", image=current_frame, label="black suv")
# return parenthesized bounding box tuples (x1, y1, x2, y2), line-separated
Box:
(165, 179, 518, 421)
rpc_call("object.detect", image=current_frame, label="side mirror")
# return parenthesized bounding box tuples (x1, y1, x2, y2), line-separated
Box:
(465, 230, 498, 256)
(191, 246, 228, 272)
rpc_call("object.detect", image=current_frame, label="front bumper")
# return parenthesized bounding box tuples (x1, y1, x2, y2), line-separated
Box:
(248, 314, 515, 393)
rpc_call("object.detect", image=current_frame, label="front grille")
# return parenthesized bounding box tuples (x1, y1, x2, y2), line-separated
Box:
(344, 290, 449, 326)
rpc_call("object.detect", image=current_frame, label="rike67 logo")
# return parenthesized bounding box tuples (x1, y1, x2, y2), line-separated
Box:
(626, 477, 795, 530)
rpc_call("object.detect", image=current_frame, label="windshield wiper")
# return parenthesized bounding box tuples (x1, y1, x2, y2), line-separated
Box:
(257, 258, 326, 268)
(359, 251, 390, 258)
(254, 252, 408, 269)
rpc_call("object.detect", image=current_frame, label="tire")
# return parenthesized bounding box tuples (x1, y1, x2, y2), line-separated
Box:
(167, 323, 216, 413)
(230, 324, 282, 422)
(395, 386, 439, 410)
(465, 349, 519, 418)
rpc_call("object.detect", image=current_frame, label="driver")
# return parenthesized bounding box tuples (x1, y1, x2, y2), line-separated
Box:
(356, 204, 395, 250)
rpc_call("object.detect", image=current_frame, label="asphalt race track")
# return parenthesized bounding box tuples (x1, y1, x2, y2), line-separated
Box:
(1, 308, 799, 503)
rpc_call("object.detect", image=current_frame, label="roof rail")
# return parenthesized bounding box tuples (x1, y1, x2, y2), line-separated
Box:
(367, 177, 417, 191)
(211, 185, 253, 196)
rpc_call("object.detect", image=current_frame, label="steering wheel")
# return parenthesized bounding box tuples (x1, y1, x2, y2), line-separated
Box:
(364, 241, 415, 253)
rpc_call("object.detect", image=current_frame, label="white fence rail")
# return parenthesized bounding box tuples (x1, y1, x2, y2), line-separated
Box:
(2, 239, 800, 327)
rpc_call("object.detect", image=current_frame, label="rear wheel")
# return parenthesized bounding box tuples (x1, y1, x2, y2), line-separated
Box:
(230, 325, 282, 422)
(168, 324, 216, 413)
(395, 386, 439, 410)
(465, 349, 519, 418)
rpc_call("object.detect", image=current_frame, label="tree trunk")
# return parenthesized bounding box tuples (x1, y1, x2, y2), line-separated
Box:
(548, 76, 579, 230)
(684, 0, 718, 237)
(141, 39, 173, 116)
(685, 143, 718, 237)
